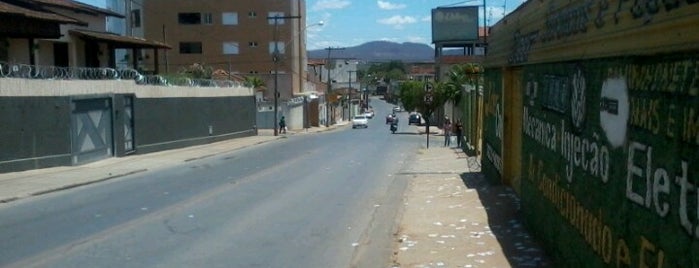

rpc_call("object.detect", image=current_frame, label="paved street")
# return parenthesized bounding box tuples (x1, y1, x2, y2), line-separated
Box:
(0, 100, 551, 267)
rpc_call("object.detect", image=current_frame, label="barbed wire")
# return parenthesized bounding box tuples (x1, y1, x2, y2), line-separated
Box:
(0, 61, 245, 88)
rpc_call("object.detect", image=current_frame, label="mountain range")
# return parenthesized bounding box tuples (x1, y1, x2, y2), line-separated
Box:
(307, 41, 435, 63)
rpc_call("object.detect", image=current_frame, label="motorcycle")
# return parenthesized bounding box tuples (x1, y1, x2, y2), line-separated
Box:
(389, 120, 398, 134)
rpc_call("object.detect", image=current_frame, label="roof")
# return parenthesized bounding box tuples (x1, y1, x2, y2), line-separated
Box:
(307, 59, 325, 66)
(212, 69, 247, 83)
(32, 0, 124, 18)
(479, 26, 489, 38)
(70, 30, 171, 49)
(0, 0, 83, 24)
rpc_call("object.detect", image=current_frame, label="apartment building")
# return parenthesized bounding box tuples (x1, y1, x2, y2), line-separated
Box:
(138, 0, 307, 100)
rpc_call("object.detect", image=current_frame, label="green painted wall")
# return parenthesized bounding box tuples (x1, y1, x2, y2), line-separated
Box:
(482, 70, 504, 184)
(509, 54, 699, 267)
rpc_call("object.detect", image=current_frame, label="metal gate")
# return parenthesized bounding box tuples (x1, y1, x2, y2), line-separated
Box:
(71, 98, 113, 165)
(123, 96, 135, 153)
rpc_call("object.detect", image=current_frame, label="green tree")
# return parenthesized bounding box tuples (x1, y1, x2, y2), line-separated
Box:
(398, 81, 449, 125)
(366, 60, 406, 83)
(243, 76, 266, 89)
(444, 63, 484, 119)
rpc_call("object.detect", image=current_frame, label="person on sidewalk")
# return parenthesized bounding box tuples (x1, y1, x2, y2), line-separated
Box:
(279, 116, 287, 134)
(443, 117, 452, 147)
(454, 119, 463, 147)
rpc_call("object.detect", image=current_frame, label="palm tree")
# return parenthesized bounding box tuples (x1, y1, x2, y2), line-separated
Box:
(243, 76, 265, 89)
(444, 63, 482, 120)
(444, 64, 466, 120)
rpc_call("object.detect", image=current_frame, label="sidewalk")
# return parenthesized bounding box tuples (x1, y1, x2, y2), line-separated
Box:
(392, 145, 552, 267)
(0, 124, 342, 204)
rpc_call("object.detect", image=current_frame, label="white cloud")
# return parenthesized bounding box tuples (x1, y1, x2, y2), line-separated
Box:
(312, 0, 351, 11)
(380, 37, 401, 43)
(406, 36, 426, 43)
(377, 1, 406, 10)
(421, 16, 430, 22)
(377, 15, 417, 29)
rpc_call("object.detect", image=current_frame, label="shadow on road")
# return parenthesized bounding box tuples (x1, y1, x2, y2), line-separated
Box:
(459, 170, 554, 267)
(387, 131, 420, 135)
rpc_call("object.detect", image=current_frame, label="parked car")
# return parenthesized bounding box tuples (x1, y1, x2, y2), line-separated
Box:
(408, 113, 422, 125)
(352, 115, 369, 128)
(385, 114, 396, 124)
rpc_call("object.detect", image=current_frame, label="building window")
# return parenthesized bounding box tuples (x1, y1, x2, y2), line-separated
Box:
(249, 41, 258, 47)
(268, 42, 285, 54)
(178, 13, 202, 24)
(203, 13, 213, 25)
(248, 11, 257, 18)
(179, 42, 202, 54)
(223, 42, 239, 54)
(249, 71, 259, 74)
(267, 12, 285, 24)
(131, 9, 141, 27)
(178, 12, 213, 25)
(222, 12, 238, 25)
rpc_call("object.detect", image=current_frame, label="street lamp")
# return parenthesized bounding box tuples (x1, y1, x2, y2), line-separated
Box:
(296, 21, 323, 94)
(269, 15, 301, 136)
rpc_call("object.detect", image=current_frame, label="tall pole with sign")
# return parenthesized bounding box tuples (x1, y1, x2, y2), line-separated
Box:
(424, 82, 433, 148)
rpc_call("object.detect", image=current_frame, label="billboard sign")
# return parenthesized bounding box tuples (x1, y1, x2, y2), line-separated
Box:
(431, 6, 479, 43)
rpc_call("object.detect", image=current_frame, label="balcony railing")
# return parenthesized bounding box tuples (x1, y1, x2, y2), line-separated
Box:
(0, 62, 244, 88)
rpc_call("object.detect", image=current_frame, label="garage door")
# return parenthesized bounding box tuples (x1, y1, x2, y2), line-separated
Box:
(71, 98, 113, 165)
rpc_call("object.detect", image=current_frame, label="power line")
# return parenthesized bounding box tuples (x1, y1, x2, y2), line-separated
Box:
(437, 1, 481, 8)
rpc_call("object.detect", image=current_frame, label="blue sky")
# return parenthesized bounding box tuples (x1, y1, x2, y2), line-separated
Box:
(78, 0, 526, 50)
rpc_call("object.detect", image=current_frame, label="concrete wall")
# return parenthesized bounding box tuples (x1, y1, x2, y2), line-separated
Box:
(0, 78, 255, 173)
(0, 97, 73, 171)
(134, 96, 256, 154)
(482, 70, 504, 185)
(483, 0, 699, 267)
(516, 56, 698, 267)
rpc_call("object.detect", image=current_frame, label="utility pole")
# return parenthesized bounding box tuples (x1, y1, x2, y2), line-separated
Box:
(162, 24, 168, 73)
(483, 0, 488, 50)
(324, 47, 344, 127)
(269, 15, 301, 136)
(348, 70, 356, 119)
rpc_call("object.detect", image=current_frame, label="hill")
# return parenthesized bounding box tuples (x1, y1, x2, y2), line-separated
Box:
(307, 41, 434, 62)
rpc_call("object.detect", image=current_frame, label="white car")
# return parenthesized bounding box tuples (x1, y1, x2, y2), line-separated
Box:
(352, 115, 369, 128)
(363, 110, 375, 118)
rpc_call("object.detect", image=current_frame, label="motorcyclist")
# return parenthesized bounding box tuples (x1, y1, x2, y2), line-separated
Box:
(390, 114, 398, 133)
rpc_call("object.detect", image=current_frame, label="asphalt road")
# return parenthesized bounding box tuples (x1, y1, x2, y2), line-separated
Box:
(0, 99, 424, 268)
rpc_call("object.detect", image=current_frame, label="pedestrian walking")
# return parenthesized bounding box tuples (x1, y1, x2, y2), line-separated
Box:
(455, 119, 463, 147)
(279, 116, 287, 134)
(443, 117, 452, 147)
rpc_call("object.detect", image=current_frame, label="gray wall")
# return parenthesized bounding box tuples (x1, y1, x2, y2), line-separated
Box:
(0, 97, 73, 171)
(134, 96, 257, 153)
(0, 79, 256, 174)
